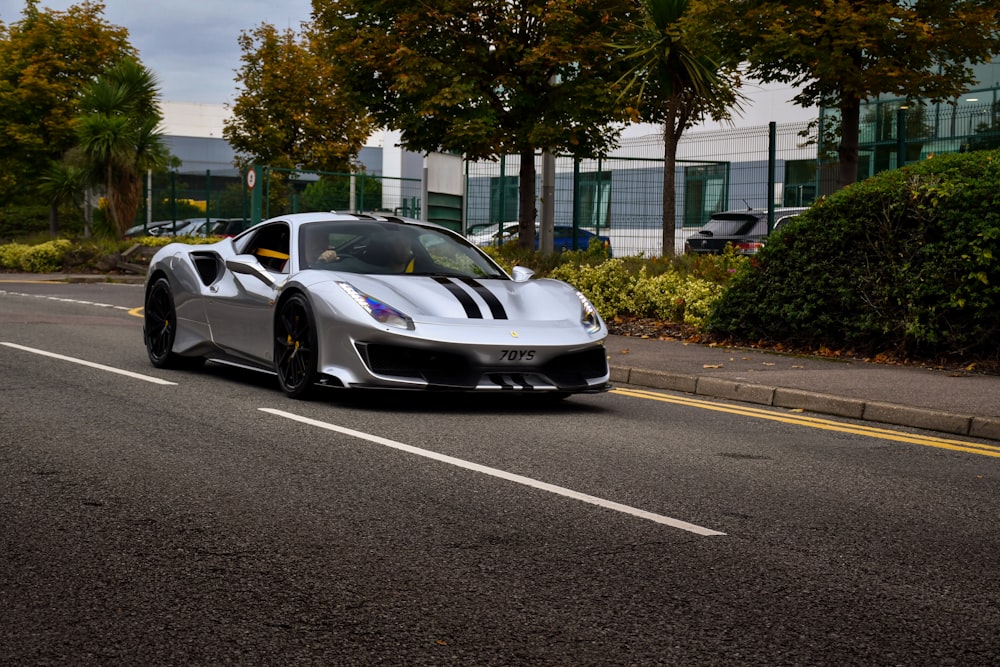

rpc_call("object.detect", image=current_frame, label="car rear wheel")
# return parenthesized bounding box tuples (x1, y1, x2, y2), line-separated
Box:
(144, 277, 204, 369)
(274, 293, 319, 399)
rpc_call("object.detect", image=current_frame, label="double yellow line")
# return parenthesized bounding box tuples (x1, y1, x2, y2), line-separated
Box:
(612, 387, 1000, 458)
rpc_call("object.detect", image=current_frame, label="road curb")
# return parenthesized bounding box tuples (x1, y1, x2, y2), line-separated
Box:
(610, 364, 994, 440)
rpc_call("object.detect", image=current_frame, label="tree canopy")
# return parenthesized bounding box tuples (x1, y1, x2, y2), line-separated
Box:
(312, 0, 637, 248)
(223, 22, 376, 174)
(0, 0, 134, 205)
(725, 0, 1000, 190)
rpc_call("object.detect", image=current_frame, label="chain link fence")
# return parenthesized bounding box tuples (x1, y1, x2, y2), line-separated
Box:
(465, 101, 1000, 256)
(129, 102, 999, 252)
(465, 121, 817, 256)
(131, 167, 422, 237)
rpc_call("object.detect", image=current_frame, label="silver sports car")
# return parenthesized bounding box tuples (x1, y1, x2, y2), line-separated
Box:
(143, 212, 611, 398)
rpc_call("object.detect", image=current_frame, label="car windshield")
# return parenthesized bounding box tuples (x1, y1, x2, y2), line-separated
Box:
(699, 213, 758, 236)
(299, 220, 507, 279)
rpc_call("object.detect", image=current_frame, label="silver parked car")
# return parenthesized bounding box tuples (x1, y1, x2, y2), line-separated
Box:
(143, 211, 611, 398)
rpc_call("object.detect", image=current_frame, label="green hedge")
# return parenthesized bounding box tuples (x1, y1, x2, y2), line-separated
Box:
(707, 149, 1000, 361)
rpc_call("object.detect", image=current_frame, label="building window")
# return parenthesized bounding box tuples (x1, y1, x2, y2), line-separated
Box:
(578, 171, 611, 229)
(489, 175, 518, 224)
(683, 164, 728, 227)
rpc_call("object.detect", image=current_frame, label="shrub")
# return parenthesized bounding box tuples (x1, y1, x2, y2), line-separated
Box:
(549, 259, 725, 326)
(708, 149, 1000, 361)
(135, 235, 222, 248)
(549, 258, 638, 317)
(0, 243, 30, 270)
(0, 239, 72, 272)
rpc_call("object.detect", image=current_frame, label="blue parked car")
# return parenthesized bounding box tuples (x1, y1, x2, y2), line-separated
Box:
(476, 224, 612, 255)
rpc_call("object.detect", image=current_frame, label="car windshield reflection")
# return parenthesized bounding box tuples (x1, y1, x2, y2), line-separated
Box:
(299, 220, 506, 279)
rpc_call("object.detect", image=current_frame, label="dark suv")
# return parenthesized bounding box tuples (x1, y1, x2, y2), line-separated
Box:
(684, 207, 808, 255)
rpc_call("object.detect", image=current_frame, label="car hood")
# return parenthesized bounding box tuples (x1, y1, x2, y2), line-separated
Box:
(297, 271, 596, 329)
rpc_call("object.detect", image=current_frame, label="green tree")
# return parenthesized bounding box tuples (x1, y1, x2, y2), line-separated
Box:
(75, 58, 170, 237)
(313, 0, 636, 249)
(613, 0, 743, 257)
(301, 175, 383, 213)
(0, 0, 133, 206)
(724, 0, 1000, 190)
(224, 23, 375, 173)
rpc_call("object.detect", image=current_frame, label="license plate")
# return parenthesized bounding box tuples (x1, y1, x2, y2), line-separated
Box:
(498, 349, 536, 362)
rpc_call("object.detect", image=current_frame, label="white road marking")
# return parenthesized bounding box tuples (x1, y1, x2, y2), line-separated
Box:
(1, 342, 176, 385)
(261, 407, 726, 536)
(0, 289, 132, 311)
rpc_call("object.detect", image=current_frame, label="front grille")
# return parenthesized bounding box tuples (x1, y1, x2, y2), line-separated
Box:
(358, 343, 479, 387)
(357, 343, 608, 390)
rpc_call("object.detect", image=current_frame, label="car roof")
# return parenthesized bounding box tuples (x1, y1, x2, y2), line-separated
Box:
(235, 211, 455, 242)
(712, 207, 808, 218)
(267, 211, 447, 228)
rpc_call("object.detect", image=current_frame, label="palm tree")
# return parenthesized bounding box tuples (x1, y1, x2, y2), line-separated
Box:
(75, 59, 170, 238)
(38, 160, 87, 237)
(614, 0, 743, 257)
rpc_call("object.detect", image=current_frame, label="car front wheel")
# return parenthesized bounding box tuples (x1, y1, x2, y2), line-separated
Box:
(274, 293, 319, 399)
(144, 277, 204, 370)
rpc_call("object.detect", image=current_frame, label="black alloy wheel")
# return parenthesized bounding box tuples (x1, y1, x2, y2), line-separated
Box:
(144, 277, 203, 369)
(274, 293, 320, 398)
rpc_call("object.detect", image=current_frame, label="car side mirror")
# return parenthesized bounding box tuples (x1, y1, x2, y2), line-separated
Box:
(226, 254, 279, 288)
(511, 265, 534, 282)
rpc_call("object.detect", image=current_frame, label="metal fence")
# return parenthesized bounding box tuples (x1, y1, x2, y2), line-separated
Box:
(465, 121, 817, 256)
(133, 167, 423, 237)
(465, 101, 1000, 256)
(132, 102, 999, 253)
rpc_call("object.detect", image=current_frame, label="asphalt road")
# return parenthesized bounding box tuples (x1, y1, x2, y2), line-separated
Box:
(2, 281, 999, 666)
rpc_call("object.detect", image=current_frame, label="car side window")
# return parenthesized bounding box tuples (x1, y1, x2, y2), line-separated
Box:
(241, 223, 291, 272)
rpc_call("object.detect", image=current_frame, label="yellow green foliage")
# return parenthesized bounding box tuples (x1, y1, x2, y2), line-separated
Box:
(135, 235, 222, 247)
(551, 260, 725, 326)
(550, 258, 638, 316)
(0, 239, 71, 272)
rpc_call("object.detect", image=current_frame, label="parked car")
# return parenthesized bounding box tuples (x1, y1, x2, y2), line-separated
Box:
(465, 222, 507, 247)
(476, 223, 612, 255)
(123, 220, 176, 239)
(214, 218, 248, 237)
(144, 211, 611, 399)
(167, 218, 231, 237)
(684, 207, 808, 255)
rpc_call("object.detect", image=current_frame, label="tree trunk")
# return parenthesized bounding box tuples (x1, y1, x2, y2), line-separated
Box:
(661, 127, 679, 259)
(660, 96, 696, 258)
(117, 172, 143, 238)
(837, 96, 862, 191)
(49, 203, 58, 237)
(518, 147, 536, 250)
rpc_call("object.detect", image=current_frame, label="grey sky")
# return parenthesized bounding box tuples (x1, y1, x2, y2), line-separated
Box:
(0, 0, 314, 105)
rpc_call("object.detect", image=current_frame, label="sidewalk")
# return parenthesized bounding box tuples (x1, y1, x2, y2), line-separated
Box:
(6, 272, 1000, 441)
(605, 334, 1000, 441)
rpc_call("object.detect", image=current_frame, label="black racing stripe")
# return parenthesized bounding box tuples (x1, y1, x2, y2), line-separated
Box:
(433, 276, 482, 318)
(458, 277, 508, 320)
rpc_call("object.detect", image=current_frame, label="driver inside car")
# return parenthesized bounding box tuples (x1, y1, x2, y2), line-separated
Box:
(303, 226, 339, 267)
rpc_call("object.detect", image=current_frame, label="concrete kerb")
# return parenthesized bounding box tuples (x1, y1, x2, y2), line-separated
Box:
(610, 363, 997, 440)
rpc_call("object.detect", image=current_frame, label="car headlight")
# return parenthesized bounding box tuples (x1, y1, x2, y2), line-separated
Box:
(338, 282, 414, 330)
(576, 290, 602, 334)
